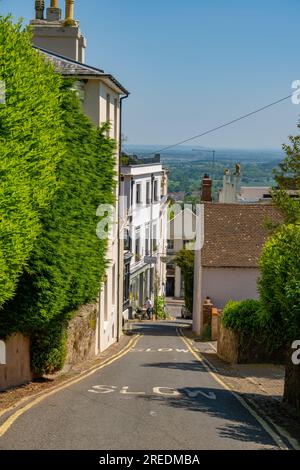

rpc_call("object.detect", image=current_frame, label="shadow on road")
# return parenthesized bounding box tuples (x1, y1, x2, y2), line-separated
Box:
(135, 386, 278, 448)
(131, 322, 191, 337)
(143, 360, 206, 373)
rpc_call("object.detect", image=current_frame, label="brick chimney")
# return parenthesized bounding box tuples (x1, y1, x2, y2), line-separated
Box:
(201, 174, 212, 202)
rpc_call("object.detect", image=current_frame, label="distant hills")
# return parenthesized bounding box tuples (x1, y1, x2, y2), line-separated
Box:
(123, 145, 283, 163)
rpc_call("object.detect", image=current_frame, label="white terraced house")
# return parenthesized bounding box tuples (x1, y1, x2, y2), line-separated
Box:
(120, 155, 168, 317)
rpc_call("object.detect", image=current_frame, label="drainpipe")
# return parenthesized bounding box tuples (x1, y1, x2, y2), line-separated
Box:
(117, 93, 129, 342)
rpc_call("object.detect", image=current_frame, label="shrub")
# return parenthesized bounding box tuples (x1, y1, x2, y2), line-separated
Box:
(0, 16, 64, 308)
(258, 224, 300, 348)
(154, 296, 168, 320)
(222, 299, 263, 333)
(1, 81, 116, 374)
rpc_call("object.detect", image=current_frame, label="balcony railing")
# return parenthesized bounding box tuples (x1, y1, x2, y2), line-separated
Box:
(121, 154, 161, 166)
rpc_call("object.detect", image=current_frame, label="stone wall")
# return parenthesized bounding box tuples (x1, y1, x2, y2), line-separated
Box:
(217, 320, 285, 364)
(0, 334, 32, 391)
(65, 303, 98, 367)
(217, 320, 239, 363)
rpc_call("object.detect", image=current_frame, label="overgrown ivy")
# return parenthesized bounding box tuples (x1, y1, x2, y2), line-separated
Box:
(1, 81, 116, 374)
(0, 16, 64, 307)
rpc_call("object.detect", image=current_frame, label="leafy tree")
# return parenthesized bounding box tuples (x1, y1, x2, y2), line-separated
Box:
(0, 16, 64, 307)
(175, 249, 194, 313)
(1, 82, 116, 374)
(272, 122, 300, 224)
(274, 127, 300, 189)
(258, 224, 300, 349)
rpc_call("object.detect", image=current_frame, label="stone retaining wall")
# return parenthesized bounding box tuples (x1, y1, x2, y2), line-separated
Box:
(217, 320, 285, 364)
(65, 303, 98, 367)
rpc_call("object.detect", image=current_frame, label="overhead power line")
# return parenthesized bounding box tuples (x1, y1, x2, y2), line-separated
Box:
(150, 93, 293, 155)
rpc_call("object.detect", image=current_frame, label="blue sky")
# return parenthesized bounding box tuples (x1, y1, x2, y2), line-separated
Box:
(1, 0, 300, 150)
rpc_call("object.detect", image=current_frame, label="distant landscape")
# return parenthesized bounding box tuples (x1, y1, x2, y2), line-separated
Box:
(124, 145, 283, 200)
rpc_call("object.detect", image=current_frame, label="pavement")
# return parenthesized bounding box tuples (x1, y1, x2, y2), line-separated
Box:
(0, 313, 294, 450)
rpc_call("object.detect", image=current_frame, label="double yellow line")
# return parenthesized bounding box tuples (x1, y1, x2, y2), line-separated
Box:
(0, 333, 142, 438)
(177, 327, 297, 451)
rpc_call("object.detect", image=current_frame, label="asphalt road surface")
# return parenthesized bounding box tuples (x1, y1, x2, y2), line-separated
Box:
(0, 321, 282, 450)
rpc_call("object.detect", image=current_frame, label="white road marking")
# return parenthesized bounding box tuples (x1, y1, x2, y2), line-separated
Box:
(88, 385, 217, 400)
(88, 385, 117, 394)
(120, 387, 146, 396)
(153, 387, 181, 397)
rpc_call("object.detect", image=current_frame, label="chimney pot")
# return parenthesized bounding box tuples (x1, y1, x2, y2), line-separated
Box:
(47, 1, 62, 21)
(35, 0, 45, 20)
(65, 0, 75, 22)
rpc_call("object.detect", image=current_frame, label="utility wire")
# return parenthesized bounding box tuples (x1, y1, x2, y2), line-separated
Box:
(149, 94, 293, 155)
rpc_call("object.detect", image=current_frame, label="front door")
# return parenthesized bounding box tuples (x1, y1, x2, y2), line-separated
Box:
(166, 277, 175, 297)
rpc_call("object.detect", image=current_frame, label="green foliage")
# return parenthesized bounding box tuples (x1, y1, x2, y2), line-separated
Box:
(271, 121, 300, 224)
(167, 159, 278, 198)
(274, 125, 300, 190)
(0, 16, 64, 307)
(200, 323, 212, 342)
(1, 82, 116, 374)
(270, 190, 300, 225)
(222, 299, 263, 333)
(175, 249, 194, 313)
(154, 296, 167, 319)
(258, 224, 300, 348)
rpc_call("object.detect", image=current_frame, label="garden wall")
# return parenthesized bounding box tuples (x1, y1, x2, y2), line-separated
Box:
(0, 333, 32, 391)
(0, 305, 98, 391)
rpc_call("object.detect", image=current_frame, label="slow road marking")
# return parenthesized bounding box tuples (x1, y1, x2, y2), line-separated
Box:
(88, 385, 217, 399)
(131, 348, 189, 353)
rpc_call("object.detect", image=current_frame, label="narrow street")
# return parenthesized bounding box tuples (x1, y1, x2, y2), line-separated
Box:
(0, 317, 282, 450)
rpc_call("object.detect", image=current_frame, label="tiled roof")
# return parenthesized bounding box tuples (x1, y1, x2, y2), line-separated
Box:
(34, 47, 129, 94)
(202, 203, 282, 268)
(239, 186, 271, 202)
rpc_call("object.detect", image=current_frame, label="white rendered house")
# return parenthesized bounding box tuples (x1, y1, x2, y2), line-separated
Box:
(31, 0, 129, 353)
(121, 156, 168, 316)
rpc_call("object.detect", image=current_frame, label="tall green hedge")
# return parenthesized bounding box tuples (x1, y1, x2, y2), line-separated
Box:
(1, 81, 116, 374)
(0, 16, 64, 307)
